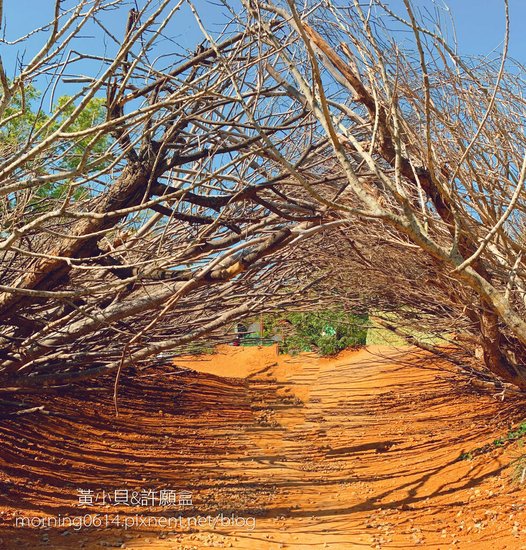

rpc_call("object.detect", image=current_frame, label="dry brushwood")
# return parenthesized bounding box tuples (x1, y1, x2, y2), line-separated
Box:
(1, 0, 526, 392)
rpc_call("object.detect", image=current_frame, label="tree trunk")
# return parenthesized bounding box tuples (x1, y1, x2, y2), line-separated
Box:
(479, 306, 526, 389)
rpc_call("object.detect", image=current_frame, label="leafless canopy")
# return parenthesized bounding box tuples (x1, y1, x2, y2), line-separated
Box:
(2, 0, 526, 391)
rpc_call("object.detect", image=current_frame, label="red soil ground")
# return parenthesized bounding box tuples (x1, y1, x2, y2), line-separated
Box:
(1, 345, 526, 549)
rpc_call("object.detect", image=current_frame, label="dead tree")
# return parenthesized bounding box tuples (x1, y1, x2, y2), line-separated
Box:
(0, 1, 332, 388)
(246, 0, 526, 388)
(3, 0, 526, 393)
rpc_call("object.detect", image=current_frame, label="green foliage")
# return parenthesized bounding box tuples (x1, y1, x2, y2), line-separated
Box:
(508, 423, 526, 439)
(458, 451, 473, 461)
(0, 85, 47, 149)
(458, 421, 526, 461)
(1, 84, 110, 206)
(0, 84, 111, 221)
(264, 310, 368, 356)
(494, 422, 526, 447)
(53, 95, 109, 172)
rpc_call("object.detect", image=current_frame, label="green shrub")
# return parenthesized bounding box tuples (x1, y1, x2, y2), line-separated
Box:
(264, 310, 368, 356)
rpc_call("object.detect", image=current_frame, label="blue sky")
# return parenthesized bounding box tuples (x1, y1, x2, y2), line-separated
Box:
(415, 0, 526, 62)
(2, 1, 525, 58)
(1, 1, 525, 91)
